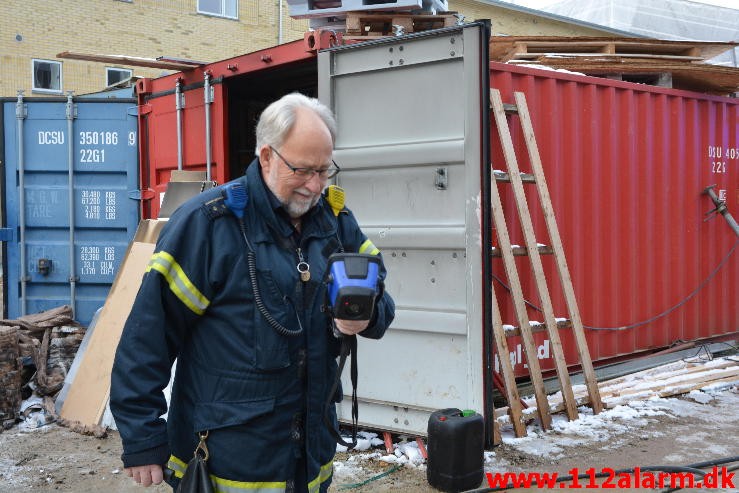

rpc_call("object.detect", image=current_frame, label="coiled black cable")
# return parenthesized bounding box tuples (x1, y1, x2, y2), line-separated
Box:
(238, 218, 303, 337)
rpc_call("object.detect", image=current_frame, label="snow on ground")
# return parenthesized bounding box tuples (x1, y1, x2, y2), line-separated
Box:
(333, 385, 739, 482)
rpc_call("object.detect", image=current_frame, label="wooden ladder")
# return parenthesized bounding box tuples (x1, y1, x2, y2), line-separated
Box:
(489, 89, 603, 443)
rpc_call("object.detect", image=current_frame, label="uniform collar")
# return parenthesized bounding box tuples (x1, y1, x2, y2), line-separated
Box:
(245, 159, 336, 241)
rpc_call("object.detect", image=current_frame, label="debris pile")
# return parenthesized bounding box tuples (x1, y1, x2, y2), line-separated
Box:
(0, 306, 85, 432)
(0, 327, 23, 429)
(489, 36, 739, 95)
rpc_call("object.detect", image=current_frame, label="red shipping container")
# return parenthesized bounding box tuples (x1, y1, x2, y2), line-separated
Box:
(488, 62, 737, 376)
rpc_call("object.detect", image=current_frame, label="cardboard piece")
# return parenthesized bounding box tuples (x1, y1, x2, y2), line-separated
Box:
(158, 180, 216, 219)
(59, 220, 165, 426)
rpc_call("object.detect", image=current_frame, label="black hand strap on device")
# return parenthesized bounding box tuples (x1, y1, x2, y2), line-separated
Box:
(324, 325, 359, 449)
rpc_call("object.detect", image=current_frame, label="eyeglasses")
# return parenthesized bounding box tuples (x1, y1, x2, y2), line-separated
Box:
(270, 146, 341, 180)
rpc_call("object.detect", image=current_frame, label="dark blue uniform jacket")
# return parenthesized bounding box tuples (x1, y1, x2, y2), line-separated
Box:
(110, 160, 395, 492)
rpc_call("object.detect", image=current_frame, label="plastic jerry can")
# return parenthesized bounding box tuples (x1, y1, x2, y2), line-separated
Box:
(427, 408, 485, 492)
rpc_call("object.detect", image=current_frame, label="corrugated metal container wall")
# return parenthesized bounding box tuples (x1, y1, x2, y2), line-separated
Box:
(488, 62, 738, 376)
(2, 95, 140, 327)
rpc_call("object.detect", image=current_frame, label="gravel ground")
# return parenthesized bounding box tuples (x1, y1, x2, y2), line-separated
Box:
(1, 387, 737, 492)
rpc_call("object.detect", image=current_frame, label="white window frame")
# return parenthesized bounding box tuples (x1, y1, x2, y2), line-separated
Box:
(106, 67, 133, 87)
(32, 59, 63, 94)
(197, 0, 238, 19)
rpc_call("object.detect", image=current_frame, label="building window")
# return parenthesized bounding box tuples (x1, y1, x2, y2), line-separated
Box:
(106, 67, 133, 87)
(197, 0, 238, 19)
(32, 59, 62, 93)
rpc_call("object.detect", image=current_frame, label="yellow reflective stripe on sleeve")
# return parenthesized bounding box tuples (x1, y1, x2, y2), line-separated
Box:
(307, 460, 334, 493)
(167, 455, 187, 477)
(147, 251, 210, 315)
(168, 455, 287, 493)
(359, 239, 380, 256)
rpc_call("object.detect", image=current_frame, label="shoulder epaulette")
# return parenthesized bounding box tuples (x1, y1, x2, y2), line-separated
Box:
(202, 195, 230, 219)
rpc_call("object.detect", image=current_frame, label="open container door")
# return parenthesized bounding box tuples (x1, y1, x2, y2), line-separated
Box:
(318, 21, 495, 444)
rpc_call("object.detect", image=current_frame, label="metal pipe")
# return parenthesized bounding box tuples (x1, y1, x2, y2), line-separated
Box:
(66, 92, 77, 319)
(175, 78, 183, 170)
(16, 90, 27, 316)
(204, 71, 212, 182)
(703, 185, 739, 238)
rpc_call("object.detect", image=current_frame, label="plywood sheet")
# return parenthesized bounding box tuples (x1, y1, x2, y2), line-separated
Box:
(59, 220, 163, 426)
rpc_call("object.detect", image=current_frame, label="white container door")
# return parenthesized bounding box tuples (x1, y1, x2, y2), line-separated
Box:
(318, 21, 494, 443)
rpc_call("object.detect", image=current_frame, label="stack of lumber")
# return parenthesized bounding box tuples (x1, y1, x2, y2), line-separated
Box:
(344, 11, 458, 39)
(495, 355, 739, 426)
(489, 36, 739, 95)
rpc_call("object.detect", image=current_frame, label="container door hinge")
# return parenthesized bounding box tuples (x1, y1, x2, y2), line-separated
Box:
(137, 104, 152, 115)
(128, 189, 157, 201)
(0, 228, 15, 242)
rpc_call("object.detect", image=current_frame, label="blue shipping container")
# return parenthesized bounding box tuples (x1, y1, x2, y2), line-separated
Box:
(2, 93, 140, 327)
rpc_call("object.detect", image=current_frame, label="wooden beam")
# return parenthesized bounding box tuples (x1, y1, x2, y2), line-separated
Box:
(515, 91, 604, 415)
(56, 51, 198, 71)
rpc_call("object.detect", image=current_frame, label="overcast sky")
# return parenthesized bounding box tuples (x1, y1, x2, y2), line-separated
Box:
(507, 0, 738, 9)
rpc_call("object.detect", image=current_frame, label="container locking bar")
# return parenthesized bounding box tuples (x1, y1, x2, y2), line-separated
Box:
(703, 185, 739, 238)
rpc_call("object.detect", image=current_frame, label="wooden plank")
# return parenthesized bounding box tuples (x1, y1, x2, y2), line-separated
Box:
(492, 170, 535, 183)
(490, 282, 528, 438)
(490, 245, 553, 257)
(56, 51, 198, 71)
(514, 92, 603, 415)
(604, 367, 739, 408)
(60, 220, 163, 426)
(597, 359, 736, 398)
(502, 318, 571, 338)
(512, 53, 706, 61)
(489, 90, 553, 430)
(491, 89, 579, 422)
(497, 358, 739, 418)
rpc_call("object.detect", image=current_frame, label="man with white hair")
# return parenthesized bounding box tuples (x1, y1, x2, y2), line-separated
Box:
(110, 92, 395, 492)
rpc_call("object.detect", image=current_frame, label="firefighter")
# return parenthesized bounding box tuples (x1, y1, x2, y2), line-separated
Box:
(110, 93, 395, 492)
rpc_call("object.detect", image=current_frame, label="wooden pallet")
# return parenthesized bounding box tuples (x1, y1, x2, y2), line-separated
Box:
(488, 36, 738, 63)
(488, 89, 603, 443)
(344, 11, 458, 37)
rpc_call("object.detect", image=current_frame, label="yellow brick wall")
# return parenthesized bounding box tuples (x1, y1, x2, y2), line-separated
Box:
(1, 0, 308, 97)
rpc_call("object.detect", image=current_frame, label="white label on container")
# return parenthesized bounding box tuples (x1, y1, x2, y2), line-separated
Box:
(79, 148, 106, 163)
(105, 191, 117, 220)
(38, 131, 65, 145)
(708, 144, 737, 174)
(79, 131, 119, 146)
(80, 190, 101, 220)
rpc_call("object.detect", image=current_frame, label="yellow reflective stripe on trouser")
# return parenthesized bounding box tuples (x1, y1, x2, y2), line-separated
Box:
(168, 455, 287, 493)
(307, 460, 333, 493)
(359, 239, 380, 256)
(147, 251, 210, 315)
